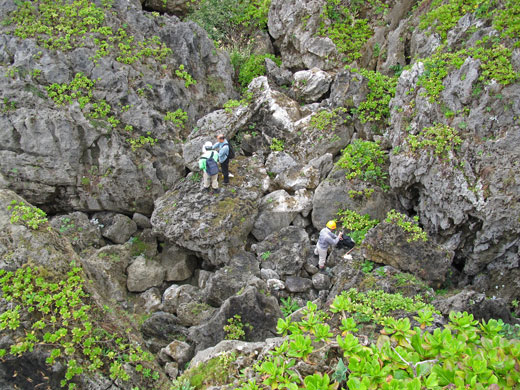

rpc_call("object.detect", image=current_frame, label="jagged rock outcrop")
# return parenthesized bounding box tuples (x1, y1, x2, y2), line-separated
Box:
(0, 0, 236, 215)
(151, 156, 267, 266)
(312, 168, 396, 229)
(188, 285, 283, 353)
(388, 58, 520, 288)
(268, 0, 339, 70)
(363, 220, 454, 288)
(252, 189, 313, 241)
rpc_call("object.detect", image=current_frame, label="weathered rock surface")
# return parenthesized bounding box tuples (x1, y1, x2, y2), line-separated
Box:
(151, 156, 266, 266)
(188, 286, 282, 353)
(363, 220, 453, 288)
(253, 226, 312, 277)
(0, 0, 235, 214)
(252, 189, 313, 241)
(202, 252, 261, 306)
(312, 168, 396, 230)
(50, 212, 105, 254)
(127, 255, 165, 292)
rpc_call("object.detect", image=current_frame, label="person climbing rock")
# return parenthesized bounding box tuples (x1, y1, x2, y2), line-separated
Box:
(199, 141, 220, 194)
(314, 220, 343, 271)
(212, 133, 233, 185)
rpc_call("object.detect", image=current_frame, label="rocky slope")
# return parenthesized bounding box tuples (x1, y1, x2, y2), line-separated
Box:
(1, 0, 519, 388)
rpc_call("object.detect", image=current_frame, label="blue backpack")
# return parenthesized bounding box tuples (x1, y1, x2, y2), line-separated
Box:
(204, 152, 219, 176)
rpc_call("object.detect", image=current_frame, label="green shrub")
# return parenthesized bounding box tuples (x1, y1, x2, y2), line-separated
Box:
(280, 297, 300, 317)
(269, 137, 285, 151)
(335, 139, 388, 189)
(310, 107, 348, 132)
(318, 1, 374, 64)
(0, 264, 159, 388)
(7, 200, 48, 230)
(238, 53, 280, 88)
(164, 109, 188, 129)
(385, 209, 428, 242)
(346, 66, 397, 124)
(406, 123, 461, 159)
(236, 292, 520, 390)
(336, 208, 379, 244)
(223, 315, 251, 340)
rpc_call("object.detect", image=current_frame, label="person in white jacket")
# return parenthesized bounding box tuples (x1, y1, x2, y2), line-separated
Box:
(314, 220, 343, 270)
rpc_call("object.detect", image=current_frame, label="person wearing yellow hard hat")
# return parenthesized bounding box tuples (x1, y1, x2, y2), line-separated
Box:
(314, 220, 343, 271)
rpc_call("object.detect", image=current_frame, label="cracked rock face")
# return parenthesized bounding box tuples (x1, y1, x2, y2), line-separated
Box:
(0, 1, 235, 214)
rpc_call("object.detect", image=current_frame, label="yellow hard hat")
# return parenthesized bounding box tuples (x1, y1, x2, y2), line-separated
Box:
(326, 220, 336, 230)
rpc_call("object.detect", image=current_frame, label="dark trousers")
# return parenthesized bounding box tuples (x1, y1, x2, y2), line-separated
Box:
(220, 158, 229, 183)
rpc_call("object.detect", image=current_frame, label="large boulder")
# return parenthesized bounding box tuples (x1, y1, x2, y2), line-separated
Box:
(292, 68, 333, 103)
(362, 220, 454, 288)
(126, 255, 165, 293)
(253, 226, 311, 278)
(202, 252, 261, 306)
(151, 156, 266, 266)
(312, 168, 396, 230)
(93, 212, 138, 244)
(268, 0, 339, 70)
(252, 189, 313, 241)
(49, 212, 105, 254)
(0, 189, 75, 273)
(188, 286, 282, 353)
(81, 245, 132, 307)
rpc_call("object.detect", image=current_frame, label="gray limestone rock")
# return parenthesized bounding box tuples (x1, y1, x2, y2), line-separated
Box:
(50, 212, 105, 254)
(135, 287, 162, 314)
(160, 243, 197, 281)
(311, 273, 331, 291)
(151, 156, 265, 266)
(312, 168, 396, 230)
(160, 340, 194, 368)
(188, 286, 282, 353)
(362, 220, 453, 288)
(82, 245, 132, 307)
(126, 256, 165, 292)
(285, 276, 313, 293)
(254, 226, 311, 277)
(292, 68, 333, 103)
(202, 252, 261, 307)
(141, 312, 189, 354)
(94, 212, 138, 244)
(252, 189, 313, 241)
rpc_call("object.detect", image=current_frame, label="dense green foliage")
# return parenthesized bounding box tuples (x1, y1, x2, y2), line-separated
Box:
(336, 139, 388, 189)
(406, 123, 462, 160)
(346, 67, 397, 124)
(7, 200, 48, 230)
(310, 107, 348, 132)
(385, 210, 428, 243)
(420, 0, 520, 46)
(336, 208, 379, 244)
(318, 0, 387, 64)
(235, 293, 520, 390)
(186, 0, 270, 43)
(6, 0, 172, 64)
(238, 53, 280, 88)
(0, 264, 159, 389)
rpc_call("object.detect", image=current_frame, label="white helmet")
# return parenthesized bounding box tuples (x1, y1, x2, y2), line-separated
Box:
(202, 141, 213, 153)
